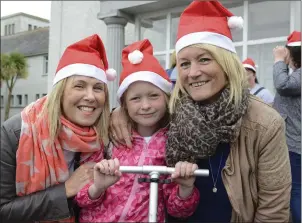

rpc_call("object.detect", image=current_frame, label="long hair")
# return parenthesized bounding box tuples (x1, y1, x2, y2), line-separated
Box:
(170, 51, 177, 69)
(42, 77, 110, 145)
(170, 43, 248, 114)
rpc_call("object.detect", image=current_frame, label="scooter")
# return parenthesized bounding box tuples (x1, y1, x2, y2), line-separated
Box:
(120, 165, 209, 222)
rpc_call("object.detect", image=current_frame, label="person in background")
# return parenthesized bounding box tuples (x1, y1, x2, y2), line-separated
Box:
(75, 39, 199, 223)
(166, 51, 177, 86)
(273, 30, 301, 223)
(243, 57, 274, 104)
(109, 1, 292, 222)
(0, 34, 116, 222)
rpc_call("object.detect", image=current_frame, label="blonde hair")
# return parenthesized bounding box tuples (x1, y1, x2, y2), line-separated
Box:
(42, 77, 110, 145)
(170, 50, 177, 69)
(170, 43, 247, 114)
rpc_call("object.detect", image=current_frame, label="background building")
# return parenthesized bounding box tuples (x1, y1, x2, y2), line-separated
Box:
(48, 1, 302, 109)
(1, 12, 49, 36)
(0, 13, 49, 123)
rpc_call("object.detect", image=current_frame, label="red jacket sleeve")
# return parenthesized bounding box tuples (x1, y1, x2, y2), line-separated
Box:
(74, 182, 105, 208)
(74, 149, 105, 208)
(163, 182, 200, 218)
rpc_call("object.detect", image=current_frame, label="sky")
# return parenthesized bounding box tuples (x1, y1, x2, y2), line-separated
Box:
(1, 1, 51, 20)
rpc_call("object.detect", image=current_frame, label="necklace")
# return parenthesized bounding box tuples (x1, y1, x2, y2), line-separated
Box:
(208, 151, 224, 193)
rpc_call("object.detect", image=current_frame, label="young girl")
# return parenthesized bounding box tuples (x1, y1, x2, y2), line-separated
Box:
(74, 39, 200, 222)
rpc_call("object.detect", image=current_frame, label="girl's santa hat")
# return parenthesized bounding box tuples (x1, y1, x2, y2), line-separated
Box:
(175, 0, 243, 54)
(117, 39, 172, 102)
(242, 58, 257, 73)
(287, 31, 301, 47)
(53, 34, 116, 85)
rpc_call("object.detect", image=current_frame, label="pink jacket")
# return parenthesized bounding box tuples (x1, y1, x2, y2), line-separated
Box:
(75, 128, 200, 222)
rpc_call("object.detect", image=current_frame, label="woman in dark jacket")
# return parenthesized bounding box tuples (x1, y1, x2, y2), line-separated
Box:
(0, 34, 115, 222)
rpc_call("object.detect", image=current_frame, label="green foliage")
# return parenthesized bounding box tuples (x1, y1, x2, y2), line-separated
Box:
(0, 52, 29, 120)
(1, 52, 28, 81)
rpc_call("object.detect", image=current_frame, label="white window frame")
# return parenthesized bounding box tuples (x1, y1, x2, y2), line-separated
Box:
(16, 94, 23, 106)
(43, 55, 48, 75)
(134, 0, 295, 68)
(1, 95, 4, 106)
(12, 23, 15, 34)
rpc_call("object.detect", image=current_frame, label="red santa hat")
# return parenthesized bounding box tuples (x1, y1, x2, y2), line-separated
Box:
(242, 58, 257, 73)
(117, 39, 172, 102)
(53, 34, 116, 86)
(175, 0, 243, 54)
(287, 31, 301, 46)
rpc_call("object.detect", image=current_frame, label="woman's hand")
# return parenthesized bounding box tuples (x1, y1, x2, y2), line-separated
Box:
(88, 158, 122, 199)
(109, 107, 133, 148)
(65, 162, 95, 198)
(171, 161, 198, 198)
(273, 46, 289, 63)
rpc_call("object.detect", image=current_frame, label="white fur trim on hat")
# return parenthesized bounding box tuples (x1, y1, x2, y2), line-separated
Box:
(128, 50, 144, 64)
(287, 41, 301, 46)
(106, 68, 117, 81)
(243, 64, 256, 72)
(117, 71, 173, 103)
(175, 31, 236, 54)
(228, 16, 244, 29)
(53, 63, 107, 86)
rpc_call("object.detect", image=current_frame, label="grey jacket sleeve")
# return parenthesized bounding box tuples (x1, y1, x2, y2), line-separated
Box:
(0, 114, 74, 223)
(273, 61, 301, 96)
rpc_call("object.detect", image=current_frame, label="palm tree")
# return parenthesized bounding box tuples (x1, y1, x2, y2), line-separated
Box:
(0, 52, 28, 120)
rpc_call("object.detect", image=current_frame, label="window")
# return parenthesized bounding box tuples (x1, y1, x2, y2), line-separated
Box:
(8, 24, 11, 35)
(248, 41, 286, 94)
(5, 25, 8, 35)
(42, 93, 47, 97)
(125, 23, 135, 46)
(171, 13, 180, 49)
(36, 94, 40, 100)
(34, 25, 37, 30)
(229, 4, 243, 42)
(154, 55, 166, 70)
(10, 95, 14, 106)
(44, 55, 48, 74)
(1, 96, 3, 106)
(28, 24, 32, 31)
(12, 24, 15, 34)
(248, 1, 290, 40)
(24, 94, 28, 105)
(141, 15, 167, 52)
(16, 95, 22, 106)
(235, 46, 243, 61)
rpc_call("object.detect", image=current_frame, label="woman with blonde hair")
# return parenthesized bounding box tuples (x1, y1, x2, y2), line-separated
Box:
(109, 1, 291, 222)
(0, 34, 116, 222)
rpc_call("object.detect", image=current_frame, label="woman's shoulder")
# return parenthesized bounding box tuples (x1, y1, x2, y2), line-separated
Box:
(1, 113, 22, 155)
(242, 95, 283, 130)
(2, 113, 22, 136)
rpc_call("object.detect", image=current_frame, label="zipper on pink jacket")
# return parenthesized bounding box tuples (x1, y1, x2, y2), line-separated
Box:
(117, 129, 166, 222)
(118, 141, 148, 222)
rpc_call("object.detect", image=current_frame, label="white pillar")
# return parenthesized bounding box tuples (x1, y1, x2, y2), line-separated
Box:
(103, 16, 128, 109)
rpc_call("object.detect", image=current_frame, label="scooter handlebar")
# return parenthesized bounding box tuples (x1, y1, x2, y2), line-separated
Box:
(119, 165, 209, 177)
